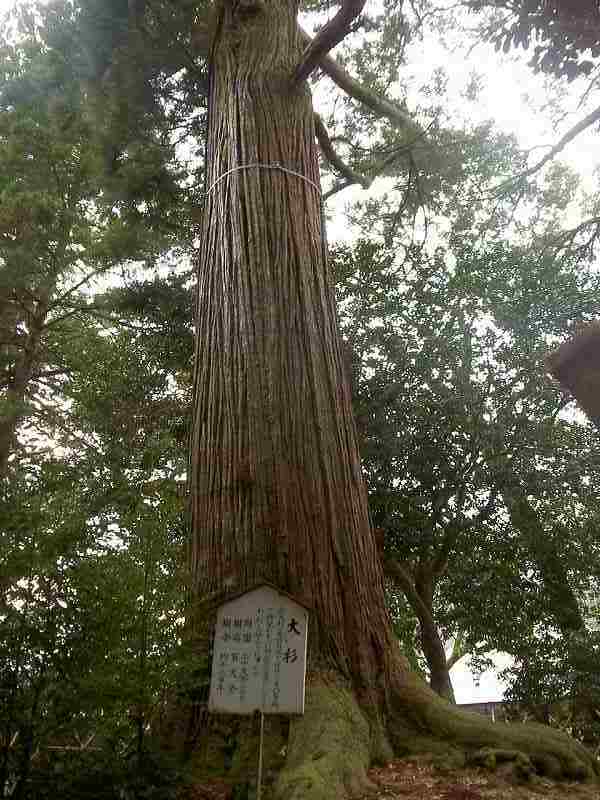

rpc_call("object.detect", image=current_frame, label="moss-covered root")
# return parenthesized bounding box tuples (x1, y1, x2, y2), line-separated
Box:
(389, 678, 600, 782)
(273, 677, 389, 800)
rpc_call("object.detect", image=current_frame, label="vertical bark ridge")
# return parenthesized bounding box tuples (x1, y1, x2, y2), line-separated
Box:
(189, 0, 397, 686)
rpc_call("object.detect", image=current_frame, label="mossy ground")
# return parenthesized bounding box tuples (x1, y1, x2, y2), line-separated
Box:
(387, 678, 599, 783)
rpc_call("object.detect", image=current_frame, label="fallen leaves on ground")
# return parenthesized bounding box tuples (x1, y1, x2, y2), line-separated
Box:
(180, 778, 233, 800)
(359, 759, 600, 800)
(179, 758, 600, 799)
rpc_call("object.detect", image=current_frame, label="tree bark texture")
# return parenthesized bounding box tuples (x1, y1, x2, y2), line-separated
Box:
(189, 0, 395, 689)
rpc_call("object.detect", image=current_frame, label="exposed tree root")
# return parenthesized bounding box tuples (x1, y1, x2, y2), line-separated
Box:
(388, 672, 599, 782)
(273, 671, 598, 800)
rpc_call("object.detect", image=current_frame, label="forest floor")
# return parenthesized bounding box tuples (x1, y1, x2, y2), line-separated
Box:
(183, 757, 600, 800)
(358, 758, 600, 799)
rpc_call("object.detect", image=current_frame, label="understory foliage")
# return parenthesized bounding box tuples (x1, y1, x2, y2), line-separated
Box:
(0, 281, 195, 797)
(0, 8, 196, 795)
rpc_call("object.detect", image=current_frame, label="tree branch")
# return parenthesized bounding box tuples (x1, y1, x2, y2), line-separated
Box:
(31, 368, 72, 381)
(446, 638, 490, 671)
(294, 0, 367, 85)
(29, 401, 104, 455)
(547, 215, 600, 254)
(431, 523, 461, 580)
(446, 634, 466, 671)
(48, 264, 119, 312)
(298, 26, 418, 131)
(385, 558, 435, 626)
(323, 179, 356, 201)
(495, 104, 600, 190)
(313, 112, 371, 190)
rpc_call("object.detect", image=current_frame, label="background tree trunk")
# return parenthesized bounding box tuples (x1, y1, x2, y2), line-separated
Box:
(414, 566, 455, 703)
(418, 612, 455, 704)
(492, 463, 584, 633)
(385, 558, 456, 702)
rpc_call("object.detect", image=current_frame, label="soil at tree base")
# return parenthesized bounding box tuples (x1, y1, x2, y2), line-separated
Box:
(180, 756, 600, 799)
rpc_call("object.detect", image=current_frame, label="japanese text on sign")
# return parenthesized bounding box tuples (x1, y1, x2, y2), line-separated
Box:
(208, 585, 308, 715)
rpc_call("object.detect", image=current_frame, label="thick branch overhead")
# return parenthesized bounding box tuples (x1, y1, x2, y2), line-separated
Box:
(293, 0, 367, 84)
(172, 17, 420, 136)
(299, 26, 417, 131)
(313, 112, 371, 190)
(529, 103, 600, 172)
(496, 103, 600, 189)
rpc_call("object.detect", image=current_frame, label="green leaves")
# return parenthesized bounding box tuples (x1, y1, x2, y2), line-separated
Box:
(334, 217, 600, 702)
(0, 266, 193, 792)
(0, 10, 197, 790)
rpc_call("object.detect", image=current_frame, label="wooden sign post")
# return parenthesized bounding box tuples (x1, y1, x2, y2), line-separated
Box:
(208, 584, 309, 797)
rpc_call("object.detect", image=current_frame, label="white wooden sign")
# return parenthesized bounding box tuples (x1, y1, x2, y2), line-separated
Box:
(208, 584, 308, 715)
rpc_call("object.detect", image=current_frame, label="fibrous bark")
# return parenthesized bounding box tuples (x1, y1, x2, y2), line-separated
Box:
(189, 0, 394, 692)
(188, 0, 599, 792)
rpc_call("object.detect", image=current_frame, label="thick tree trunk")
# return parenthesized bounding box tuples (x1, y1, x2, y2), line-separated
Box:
(187, 0, 599, 791)
(418, 613, 455, 704)
(189, 0, 395, 691)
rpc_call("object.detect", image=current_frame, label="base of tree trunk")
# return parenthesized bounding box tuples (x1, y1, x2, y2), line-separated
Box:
(272, 669, 598, 800)
(274, 673, 392, 800)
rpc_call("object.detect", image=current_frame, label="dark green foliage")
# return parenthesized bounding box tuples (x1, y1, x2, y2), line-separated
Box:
(0, 441, 190, 796)
(0, 22, 195, 781)
(467, 0, 600, 81)
(333, 224, 600, 707)
(14, 749, 184, 800)
(101, 273, 195, 378)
